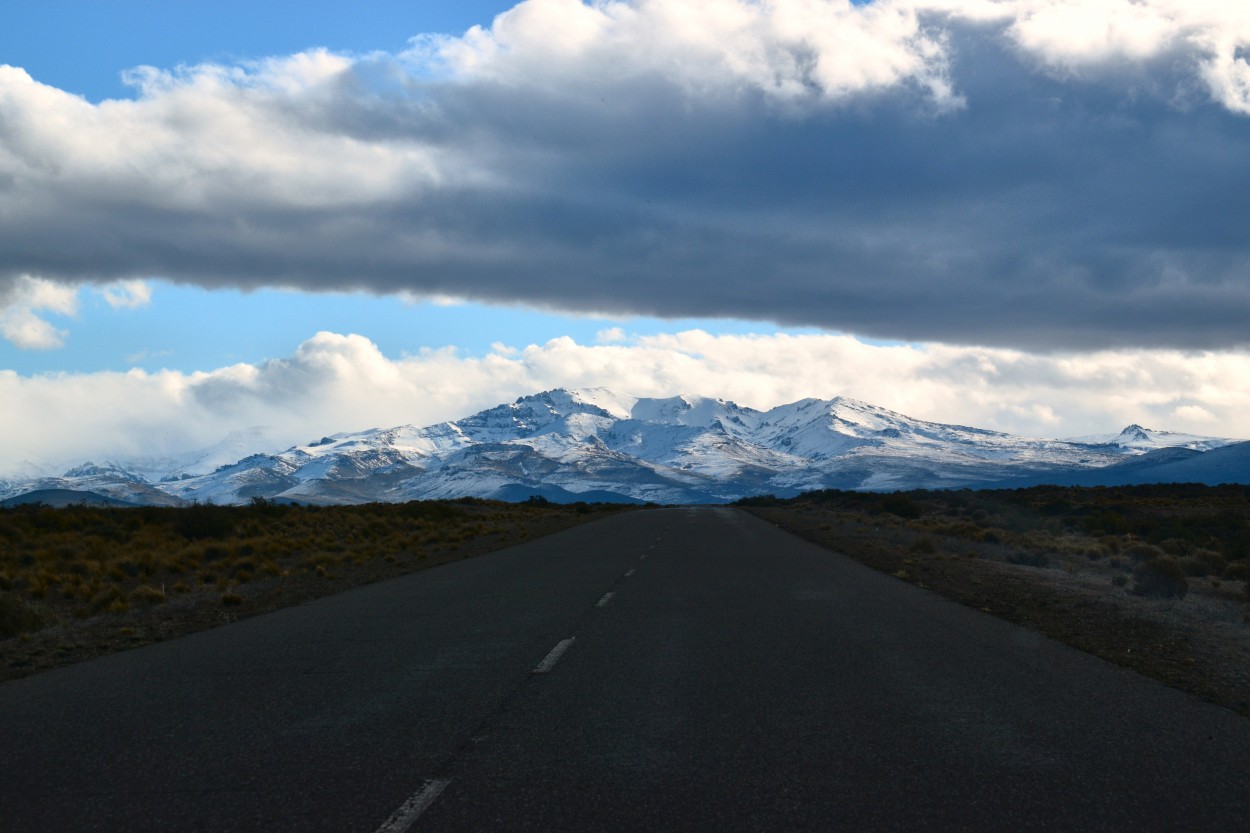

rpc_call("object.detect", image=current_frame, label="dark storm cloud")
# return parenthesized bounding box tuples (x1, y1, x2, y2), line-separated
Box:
(3, 1, 1250, 350)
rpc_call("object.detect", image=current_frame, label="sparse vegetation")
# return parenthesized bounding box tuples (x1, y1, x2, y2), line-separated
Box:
(740, 484, 1250, 577)
(0, 592, 43, 639)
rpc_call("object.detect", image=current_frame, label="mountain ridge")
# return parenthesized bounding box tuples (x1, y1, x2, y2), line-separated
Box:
(2, 388, 1244, 506)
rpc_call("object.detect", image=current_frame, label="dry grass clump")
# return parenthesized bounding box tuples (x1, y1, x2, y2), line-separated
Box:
(1132, 557, 1189, 599)
(0, 592, 43, 639)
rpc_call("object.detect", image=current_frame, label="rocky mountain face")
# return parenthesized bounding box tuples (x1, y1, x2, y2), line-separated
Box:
(1, 389, 1243, 506)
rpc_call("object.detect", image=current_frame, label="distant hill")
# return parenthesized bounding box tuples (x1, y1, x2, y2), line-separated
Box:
(485, 484, 650, 505)
(1113, 441, 1250, 487)
(1, 489, 139, 508)
(979, 442, 1250, 489)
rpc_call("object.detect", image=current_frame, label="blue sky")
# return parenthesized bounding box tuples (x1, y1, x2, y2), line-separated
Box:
(5, 282, 825, 375)
(2, 1, 516, 102)
(3, 1, 1250, 470)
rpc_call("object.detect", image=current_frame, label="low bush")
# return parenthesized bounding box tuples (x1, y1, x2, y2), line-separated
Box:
(882, 494, 922, 519)
(909, 537, 936, 554)
(0, 592, 43, 638)
(1007, 549, 1050, 568)
(1179, 550, 1227, 578)
(1159, 538, 1193, 557)
(1132, 557, 1189, 599)
(1224, 562, 1250, 581)
(128, 584, 166, 606)
(1124, 543, 1167, 563)
(89, 586, 128, 614)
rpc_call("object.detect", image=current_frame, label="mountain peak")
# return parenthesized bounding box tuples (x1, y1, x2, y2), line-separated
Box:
(8, 389, 1244, 506)
(627, 393, 756, 428)
(64, 462, 135, 479)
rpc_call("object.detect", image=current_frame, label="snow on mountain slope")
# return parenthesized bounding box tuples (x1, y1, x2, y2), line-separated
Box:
(1066, 424, 1238, 453)
(0, 463, 186, 506)
(4, 388, 1245, 506)
(628, 394, 759, 432)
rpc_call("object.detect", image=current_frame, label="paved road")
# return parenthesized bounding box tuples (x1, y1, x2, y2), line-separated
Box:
(2, 507, 1249, 831)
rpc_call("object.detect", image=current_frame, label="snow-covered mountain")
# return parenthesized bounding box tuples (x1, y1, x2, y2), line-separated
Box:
(1, 389, 1243, 506)
(1064, 424, 1230, 453)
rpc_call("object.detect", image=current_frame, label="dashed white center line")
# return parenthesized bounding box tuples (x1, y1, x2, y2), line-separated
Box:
(373, 778, 450, 833)
(624, 568, 636, 577)
(640, 554, 648, 560)
(596, 591, 616, 608)
(533, 637, 576, 673)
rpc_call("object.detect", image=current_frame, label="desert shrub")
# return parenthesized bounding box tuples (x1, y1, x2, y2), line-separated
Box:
(1159, 538, 1193, 557)
(175, 504, 236, 541)
(89, 586, 128, 614)
(1084, 510, 1129, 536)
(200, 545, 229, 563)
(1124, 543, 1167, 563)
(1006, 549, 1050, 568)
(0, 592, 43, 638)
(1098, 535, 1122, 553)
(909, 537, 936, 554)
(882, 494, 922, 519)
(128, 584, 166, 606)
(1179, 550, 1227, 577)
(1111, 574, 1128, 588)
(1224, 562, 1250, 581)
(937, 521, 982, 538)
(1132, 557, 1189, 599)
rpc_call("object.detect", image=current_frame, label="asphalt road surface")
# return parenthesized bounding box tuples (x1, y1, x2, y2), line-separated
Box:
(3, 507, 1249, 832)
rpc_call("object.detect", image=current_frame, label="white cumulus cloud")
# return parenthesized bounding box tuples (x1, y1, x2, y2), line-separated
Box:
(0, 276, 78, 349)
(101, 279, 152, 310)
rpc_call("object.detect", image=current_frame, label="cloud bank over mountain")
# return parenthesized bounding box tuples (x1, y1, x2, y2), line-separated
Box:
(3, 0, 1250, 350)
(3, 329, 1249, 477)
